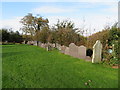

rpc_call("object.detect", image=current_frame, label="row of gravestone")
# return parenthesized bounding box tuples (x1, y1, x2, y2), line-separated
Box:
(60, 43, 91, 61)
(25, 41, 58, 51)
(39, 43, 62, 51)
(22, 41, 38, 46)
(26, 41, 92, 61)
(61, 41, 103, 63)
(23, 40, 102, 63)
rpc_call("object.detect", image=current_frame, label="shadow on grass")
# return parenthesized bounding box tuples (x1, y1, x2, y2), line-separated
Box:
(2, 45, 15, 48)
(2, 51, 24, 58)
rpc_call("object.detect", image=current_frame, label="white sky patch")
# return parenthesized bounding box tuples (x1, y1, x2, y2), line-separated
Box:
(103, 6, 118, 13)
(1, 17, 23, 32)
(32, 6, 74, 14)
(48, 14, 117, 36)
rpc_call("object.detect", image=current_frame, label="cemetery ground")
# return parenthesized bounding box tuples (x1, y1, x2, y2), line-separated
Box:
(2, 44, 118, 88)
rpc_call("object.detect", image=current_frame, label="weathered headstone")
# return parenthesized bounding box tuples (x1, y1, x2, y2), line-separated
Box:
(33, 41, 37, 46)
(30, 41, 33, 45)
(58, 46, 61, 50)
(69, 43, 79, 58)
(46, 45, 52, 51)
(38, 41, 41, 47)
(41, 43, 45, 48)
(60, 45, 66, 53)
(45, 43, 49, 49)
(92, 40, 102, 63)
(65, 47, 70, 55)
(52, 43, 56, 48)
(50, 43, 54, 48)
(78, 45, 86, 59)
(56, 43, 59, 49)
(56, 44, 61, 50)
(27, 41, 30, 45)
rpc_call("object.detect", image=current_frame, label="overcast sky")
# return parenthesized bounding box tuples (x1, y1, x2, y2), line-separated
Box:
(1, 0, 118, 36)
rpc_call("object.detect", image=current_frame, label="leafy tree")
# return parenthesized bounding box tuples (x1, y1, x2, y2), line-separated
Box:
(1, 29, 10, 42)
(54, 20, 85, 46)
(20, 13, 36, 36)
(34, 26, 50, 43)
(20, 13, 49, 45)
(22, 35, 32, 41)
(47, 28, 57, 44)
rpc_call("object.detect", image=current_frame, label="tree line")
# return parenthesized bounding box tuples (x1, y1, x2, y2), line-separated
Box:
(1, 13, 119, 49)
(0, 29, 23, 43)
(20, 13, 120, 48)
(20, 13, 86, 46)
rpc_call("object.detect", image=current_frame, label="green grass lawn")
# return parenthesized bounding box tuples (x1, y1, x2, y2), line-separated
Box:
(2, 44, 118, 88)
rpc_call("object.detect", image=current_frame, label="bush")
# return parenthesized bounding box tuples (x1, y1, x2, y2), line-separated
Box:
(102, 48, 119, 65)
(107, 27, 119, 65)
(86, 48, 93, 57)
(109, 57, 119, 65)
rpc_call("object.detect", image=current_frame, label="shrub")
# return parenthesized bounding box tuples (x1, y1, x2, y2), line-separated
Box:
(109, 57, 119, 65)
(86, 48, 93, 57)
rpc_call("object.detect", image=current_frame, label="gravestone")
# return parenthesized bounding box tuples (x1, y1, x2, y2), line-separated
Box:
(41, 43, 45, 48)
(69, 43, 79, 58)
(56, 43, 61, 50)
(92, 40, 102, 63)
(58, 45, 61, 50)
(56, 43, 59, 48)
(60, 45, 66, 53)
(52, 43, 56, 48)
(28, 41, 33, 45)
(44, 43, 48, 49)
(33, 41, 37, 46)
(65, 47, 70, 55)
(50, 43, 54, 48)
(38, 41, 42, 47)
(78, 45, 86, 59)
(27, 41, 30, 45)
(46, 45, 52, 51)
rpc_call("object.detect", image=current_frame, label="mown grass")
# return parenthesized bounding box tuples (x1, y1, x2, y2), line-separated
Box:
(2, 44, 118, 88)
